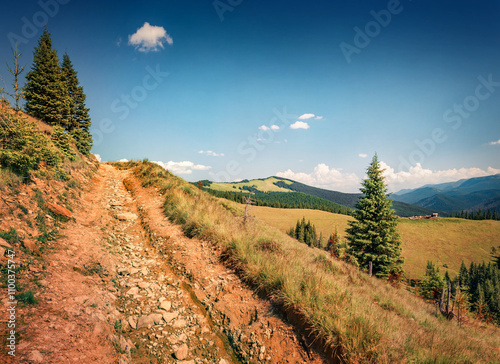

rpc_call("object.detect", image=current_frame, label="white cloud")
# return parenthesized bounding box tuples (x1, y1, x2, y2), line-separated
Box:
(488, 139, 500, 145)
(315, 116, 323, 120)
(298, 113, 315, 120)
(380, 161, 500, 192)
(128, 22, 173, 52)
(198, 150, 224, 157)
(154, 160, 211, 175)
(358, 153, 368, 158)
(290, 121, 310, 130)
(277, 164, 360, 193)
(93, 154, 102, 162)
(116, 37, 122, 47)
(258, 125, 280, 131)
(118, 158, 129, 162)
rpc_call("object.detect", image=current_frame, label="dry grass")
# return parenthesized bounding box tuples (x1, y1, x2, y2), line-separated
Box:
(209, 176, 292, 192)
(126, 161, 500, 363)
(251, 206, 500, 279)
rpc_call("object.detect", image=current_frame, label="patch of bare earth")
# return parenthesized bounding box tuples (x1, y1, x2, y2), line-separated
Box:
(1, 164, 327, 363)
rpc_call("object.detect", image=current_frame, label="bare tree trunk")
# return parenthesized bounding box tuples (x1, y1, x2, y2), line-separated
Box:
(368, 261, 373, 277)
(439, 288, 445, 313)
(446, 283, 451, 315)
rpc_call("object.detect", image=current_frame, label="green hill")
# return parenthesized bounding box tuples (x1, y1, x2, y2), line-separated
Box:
(203, 176, 441, 217)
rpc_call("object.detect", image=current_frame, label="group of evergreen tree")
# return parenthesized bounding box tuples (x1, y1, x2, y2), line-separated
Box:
(457, 260, 500, 324)
(417, 258, 500, 325)
(454, 209, 499, 221)
(23, 27, 92, 154)
(286, 217, 321, 248)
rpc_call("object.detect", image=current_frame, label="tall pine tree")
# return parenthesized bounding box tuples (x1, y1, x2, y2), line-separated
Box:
(346, 154, 404, 278)
(24, 27, 70, 128)
(61, 53, 92, 154)
(61, 53, 91, 132)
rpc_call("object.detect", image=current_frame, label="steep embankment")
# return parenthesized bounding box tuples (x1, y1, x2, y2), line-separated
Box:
(1, 164, 323, 363)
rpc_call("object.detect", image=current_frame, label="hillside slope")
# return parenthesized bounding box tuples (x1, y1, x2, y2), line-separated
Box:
(250, 206, 500, 279)
(205, 176, 439, 217)
(132, 161, 500, 362)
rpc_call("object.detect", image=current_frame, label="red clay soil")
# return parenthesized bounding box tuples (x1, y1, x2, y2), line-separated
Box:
(0, 164, 328, 363)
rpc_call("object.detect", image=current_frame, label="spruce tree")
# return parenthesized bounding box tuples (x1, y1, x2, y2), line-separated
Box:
(24, 27, 70, 127)
(61, 53, 91, 132)
(61, 53, 92, 154)
(346, 154, 404, 278)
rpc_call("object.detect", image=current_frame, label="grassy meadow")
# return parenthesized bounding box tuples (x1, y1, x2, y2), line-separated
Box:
(209, 176, 292, 192)
(251, 206, 500, 279)
(121, 160, 500, 363)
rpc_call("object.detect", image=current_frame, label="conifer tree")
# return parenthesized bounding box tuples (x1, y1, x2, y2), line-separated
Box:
(61, 53, 91, 132)
(346, 154, 404, 278)
(61, 53, 92, 154)
(24, 27, 70, 127)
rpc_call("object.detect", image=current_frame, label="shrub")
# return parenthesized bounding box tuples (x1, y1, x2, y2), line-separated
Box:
(70, 128, 93, 155)
(15, 290, 38, 305)
(52, 126, 76, 161)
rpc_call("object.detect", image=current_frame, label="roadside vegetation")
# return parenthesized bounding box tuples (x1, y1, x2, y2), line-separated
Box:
(119, 160, 500, 363)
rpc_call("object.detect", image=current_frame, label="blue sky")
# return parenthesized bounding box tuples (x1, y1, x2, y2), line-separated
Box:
(1, 0, 500, 192)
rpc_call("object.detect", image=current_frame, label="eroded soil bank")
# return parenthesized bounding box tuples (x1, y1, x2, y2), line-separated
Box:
(1, 164, 326, 363)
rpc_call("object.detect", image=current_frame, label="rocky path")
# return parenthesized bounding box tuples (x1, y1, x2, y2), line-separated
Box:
(10, 164, 325, 363)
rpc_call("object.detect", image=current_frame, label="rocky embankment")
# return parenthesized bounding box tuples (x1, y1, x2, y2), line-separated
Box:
(2, 164, 325, 363)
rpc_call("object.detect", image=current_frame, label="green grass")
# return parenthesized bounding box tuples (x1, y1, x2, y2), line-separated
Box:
(209, 176, 292, 193)
(251, 206, 500, 279)
(123, 160, 500, 363)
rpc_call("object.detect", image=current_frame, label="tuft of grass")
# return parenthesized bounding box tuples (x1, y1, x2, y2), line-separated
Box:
(0, 227, 22, 245)
(0, 168, 23, 189)
(15, 290, 38, 305)
(127, 161, 500, 363)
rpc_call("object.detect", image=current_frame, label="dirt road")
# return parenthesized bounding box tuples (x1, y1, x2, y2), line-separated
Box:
(6, 164, 325, 363)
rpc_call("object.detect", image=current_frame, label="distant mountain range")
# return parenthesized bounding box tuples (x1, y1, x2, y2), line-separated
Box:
(203, 176, 440, 217)
(392, 174, 500, 213)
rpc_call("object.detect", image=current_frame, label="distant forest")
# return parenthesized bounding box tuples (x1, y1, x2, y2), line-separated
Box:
(454, 209, 500, 221)
(198, 187, 353, 216)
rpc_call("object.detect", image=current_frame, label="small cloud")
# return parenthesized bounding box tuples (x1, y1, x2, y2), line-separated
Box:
(277, 163, 360, 192)
(358, 153, 368, 158)
(315, 116, 323, 120)
(488, 139, 500, 145)
(118, 158, 129, 162)
(290, 121, 310, 130)
(93, 154, 102, 162)
(154, 160, 211, 175)
(298, 113, 315, 120)
(259, 125, 280, 131)
(116, 37, 122, 47)
(199, 150, 224, 157)
(128, 22, 173, 52)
